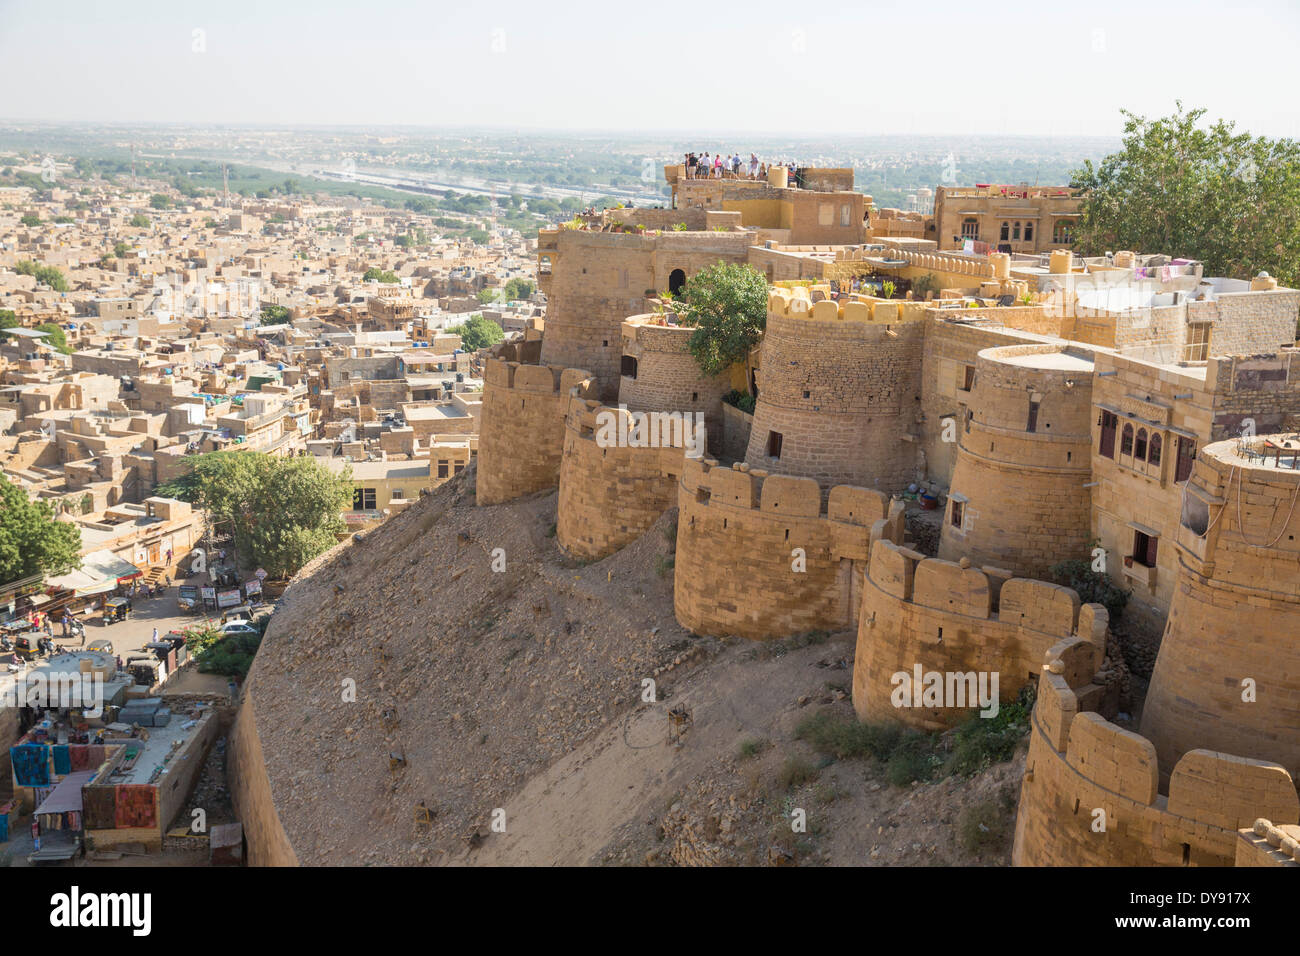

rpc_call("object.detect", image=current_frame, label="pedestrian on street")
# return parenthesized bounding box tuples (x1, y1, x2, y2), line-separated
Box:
(152, 626, 159, 643)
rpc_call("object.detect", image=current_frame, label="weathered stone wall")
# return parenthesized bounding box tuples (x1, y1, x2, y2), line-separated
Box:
(475, 359, 597, 506)
(674, 457, 903, 640)
(538, 229, 753, 399)
(939, 344, 1096, 577)
(744, 288, 927, 493)
(556, 397, 687, 561)
(618, 317, 732, 458)
(1012, 638, 1300, 866)
(853, 538, 1107, 730)
(228, 689, 300, 866)
(1140, 438, 1300, 783)
(918, 318, 1056, 489)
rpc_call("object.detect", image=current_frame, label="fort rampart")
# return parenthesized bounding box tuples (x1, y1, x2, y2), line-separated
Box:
(853, 538, 1108, 731)
(674, 456, 903, 639)
(1012, 635, 1300, 866)
(476, 358, 596, 506)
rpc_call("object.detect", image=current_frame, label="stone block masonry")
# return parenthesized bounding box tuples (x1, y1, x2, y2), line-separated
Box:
(556, 397, 688, 561)
(674, 456, 904, 640)
(476, 359, 597, 506)
(1140, 436, 1300, 784)
(1012, 636, 1300, 866)
(939, 343, 1097, 577)
(745, 287, 927, 492)
(853, 538, 1108, 731)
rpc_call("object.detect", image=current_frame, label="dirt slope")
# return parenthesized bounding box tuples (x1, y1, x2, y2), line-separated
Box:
(246, 464, 1021, 866)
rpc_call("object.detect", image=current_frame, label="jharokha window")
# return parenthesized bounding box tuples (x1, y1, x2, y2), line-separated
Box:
(1135, 428, 1148, 460)
(1099, 411, 1118, 458)
(1121, 423, 1134, 456)
(1148, 433, 1163, 466)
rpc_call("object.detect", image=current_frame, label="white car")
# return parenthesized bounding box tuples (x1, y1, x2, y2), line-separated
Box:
(218, 620, 260, 637)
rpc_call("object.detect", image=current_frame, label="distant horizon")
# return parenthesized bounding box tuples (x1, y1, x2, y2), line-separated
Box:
(0, 119, 1123, 143)
(2, 0, 1297, 139)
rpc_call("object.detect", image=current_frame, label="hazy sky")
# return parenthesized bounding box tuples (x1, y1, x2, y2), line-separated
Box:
(3, 0, 1298, 138)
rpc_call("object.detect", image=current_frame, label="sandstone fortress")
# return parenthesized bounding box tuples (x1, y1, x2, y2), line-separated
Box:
(234, 164, 1300, 867)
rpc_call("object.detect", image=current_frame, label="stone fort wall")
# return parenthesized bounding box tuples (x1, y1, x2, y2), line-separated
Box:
(556, 396, 692, 561)
(1012, 635, 1300, 866)
(674, 456, 904, 640)
(227, 686, 300, 866)
(744, 287, 927, 493)
(852, 538, 1109, 731)
(938, 343, 1097, 577)
(475, 359, 597, 506)
(538, 229, 753, 400)
(1140, 437, 1300, 784)
(618, 317, 735, 459)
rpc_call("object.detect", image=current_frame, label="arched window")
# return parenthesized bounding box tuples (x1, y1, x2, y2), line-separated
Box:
(1024, 222, 1034, 242)
(999, 222, 1009, 241)
(1148, 433, 1162, 466)
(668, 269, 686, 295)
(1135, 428, 1148, 460)
(1012, 221, 1021, 240)
(1121, 423, 1134, 456)
(961, 218, 979, 240)
(1054, 219, 1076, 244)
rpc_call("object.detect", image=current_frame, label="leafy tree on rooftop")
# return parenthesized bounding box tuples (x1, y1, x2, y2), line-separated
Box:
(683, 261, 769, 377)
(1072, 103, 1300, 287)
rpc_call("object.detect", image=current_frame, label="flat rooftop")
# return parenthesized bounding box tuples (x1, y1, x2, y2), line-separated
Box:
(999, 351, 1095, 371)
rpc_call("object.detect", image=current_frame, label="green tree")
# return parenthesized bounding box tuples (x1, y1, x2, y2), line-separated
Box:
(0, 309, 17, 338)
(0, 478, 82, 586)
(16, 260, 68, 292)
(149, 193, 171, 209)
(476, 288, 501, 305)
(113, 241, 129, 258)
(682, 261, 769, 376)
(446, 314, 504, 351)
(362, 267, 399, 283)
(156, 452, 352, 579)
(1073, 103, 1300, 286)
(503, 278, 535, 300)
(35, 322, 73, 355)
(259, 304, 291, 325)
(20, 213, 40, 227)
(129, 213, 150, 228)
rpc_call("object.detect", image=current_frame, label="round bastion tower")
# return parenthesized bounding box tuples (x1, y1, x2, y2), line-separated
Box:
(1140, 435, 1300, 783)
(938, 344, 1096, 578)
(744, 287, 927, 492)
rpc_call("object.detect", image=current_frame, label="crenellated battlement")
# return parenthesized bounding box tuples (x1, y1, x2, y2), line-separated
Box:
(674, 457, 905, 640)
(476, 358, 598, 507)
(1015, 637, 1300, 866)
(767, 285, 928, 325)
(853, 539, 1108, 731)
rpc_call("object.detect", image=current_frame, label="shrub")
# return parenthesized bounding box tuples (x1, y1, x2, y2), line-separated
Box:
(777, 755, 819, 790)
(723, 389, 756, 414)
(737, 738, 766, 760)
(1048, 555, 1129, 621)
(957, 799, 1013, 855)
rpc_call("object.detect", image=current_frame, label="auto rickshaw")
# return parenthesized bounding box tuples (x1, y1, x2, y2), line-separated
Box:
(104, 597, 132, 624)
(12, 634, 48, 660)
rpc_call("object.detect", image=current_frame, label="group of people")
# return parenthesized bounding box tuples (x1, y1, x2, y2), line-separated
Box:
(685, 152, 762, 180)
(683, 153, 802, 182)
